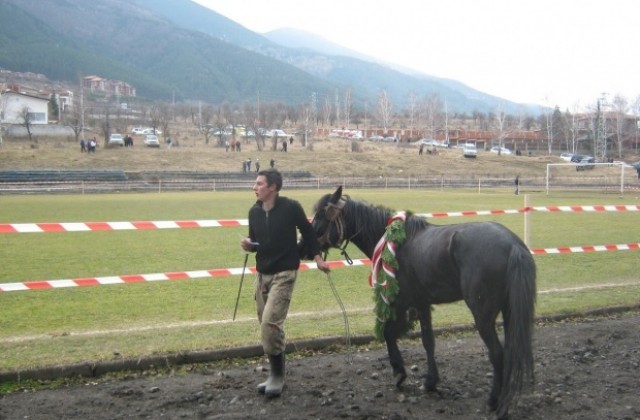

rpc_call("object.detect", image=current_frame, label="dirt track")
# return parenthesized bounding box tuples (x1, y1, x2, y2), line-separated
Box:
(1, 311, 638, 420)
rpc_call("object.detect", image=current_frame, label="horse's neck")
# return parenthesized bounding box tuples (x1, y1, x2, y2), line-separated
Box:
(348, 207, 388, 259)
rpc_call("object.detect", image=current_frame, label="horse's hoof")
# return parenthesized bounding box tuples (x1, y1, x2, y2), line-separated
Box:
(496, 410, 509, 420)
(423, 375, 438, 392)
(394, 372, 407, 387)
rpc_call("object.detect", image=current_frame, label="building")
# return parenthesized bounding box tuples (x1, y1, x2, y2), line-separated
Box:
(1, 90, 49, 125)
(83, 75, 136, 97)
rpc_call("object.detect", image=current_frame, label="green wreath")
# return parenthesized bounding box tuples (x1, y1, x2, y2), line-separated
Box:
(371, 215, 416, 340)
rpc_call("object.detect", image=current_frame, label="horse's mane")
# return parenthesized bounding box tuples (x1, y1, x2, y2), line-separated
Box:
(345, 197, 429, 244)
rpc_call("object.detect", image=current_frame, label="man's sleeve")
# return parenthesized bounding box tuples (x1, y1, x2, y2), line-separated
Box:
(295, 202, 321, 257)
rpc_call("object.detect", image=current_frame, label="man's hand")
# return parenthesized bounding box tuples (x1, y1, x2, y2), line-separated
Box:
(241, 237, 258, 252)
(314, 255, 330, 273)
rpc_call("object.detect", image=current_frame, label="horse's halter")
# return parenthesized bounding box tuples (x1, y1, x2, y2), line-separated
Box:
(317, 196, 354, 264)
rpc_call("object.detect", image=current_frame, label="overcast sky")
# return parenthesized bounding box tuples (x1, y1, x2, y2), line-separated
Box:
(194, 0, 639, 111)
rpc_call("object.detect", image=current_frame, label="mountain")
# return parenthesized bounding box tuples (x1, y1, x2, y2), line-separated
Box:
(0, 0, 543, 114)
(263, 28, 378, 63)
(139, 0, 542, 115)
(0, 0, 336, 103)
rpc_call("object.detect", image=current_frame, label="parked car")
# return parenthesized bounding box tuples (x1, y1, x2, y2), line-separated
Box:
(265, 129, 289, 138)
(462, 143, 477, 158)
(418, 138, 439, 147)
(143, 134, 160, 147)
(490, 146, 512, 155)
(575, 156, 595, 171)
(368, 135, 384, 141)
(108, 133, 124, 146)
(210, 129, 232, 137)
(560, 152, 575, 161)
(131, 127, 146, 135)
(570, 154, 585, 163)
(141, 128, 162, 135)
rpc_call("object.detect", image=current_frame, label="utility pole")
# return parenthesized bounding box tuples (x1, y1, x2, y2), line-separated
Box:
(595, 93, 609, 162)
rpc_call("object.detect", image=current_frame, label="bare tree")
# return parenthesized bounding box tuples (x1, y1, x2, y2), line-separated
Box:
(632, 95, 640, 153)
(543, 108, 554, 155)
(376, 89, 393, 135)
(334, 90, 340, 128)
(568, 104, 581, 154)
(0, 92, 7, 147)
(420, 93, 442, 139)
(157, 103, 172, 142)
(611, 94, 629, 159)
(322, 95, 331, 128)
(406, 91, 418, 140)
(66, 101, 88, 145)
(343, 87, 352, 129)
(20, 106, 35, 142)
(493, 105, 507, 153)
(149, 104, 162, 135)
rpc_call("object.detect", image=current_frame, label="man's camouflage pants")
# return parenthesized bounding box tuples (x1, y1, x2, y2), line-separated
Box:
(254, 270, 297, 355)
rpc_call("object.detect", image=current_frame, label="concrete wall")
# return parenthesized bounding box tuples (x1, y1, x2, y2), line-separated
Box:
(4, 124, 75, 138)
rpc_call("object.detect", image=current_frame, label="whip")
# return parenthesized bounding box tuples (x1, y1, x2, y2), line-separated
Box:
(232, 253, 249, 321)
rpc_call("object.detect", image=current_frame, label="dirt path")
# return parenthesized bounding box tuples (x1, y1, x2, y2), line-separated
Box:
(1, 311, 638, 420)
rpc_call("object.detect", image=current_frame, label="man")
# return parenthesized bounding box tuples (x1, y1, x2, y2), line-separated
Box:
(240, 168, 330, 398)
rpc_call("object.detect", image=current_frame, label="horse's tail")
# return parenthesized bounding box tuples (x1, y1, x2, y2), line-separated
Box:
(499, 243, 537, 418)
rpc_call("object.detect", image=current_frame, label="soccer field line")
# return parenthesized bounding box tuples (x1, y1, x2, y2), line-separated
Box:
(1, 281, 638, 345)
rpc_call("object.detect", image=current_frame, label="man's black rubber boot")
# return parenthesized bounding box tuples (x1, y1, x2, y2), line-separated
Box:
(264, 353, 285, 398)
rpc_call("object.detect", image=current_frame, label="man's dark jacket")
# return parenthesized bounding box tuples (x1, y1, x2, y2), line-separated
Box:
(248, 195, 320, 274)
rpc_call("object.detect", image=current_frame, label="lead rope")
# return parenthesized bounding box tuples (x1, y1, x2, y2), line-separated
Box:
(324, 269, 353, 364)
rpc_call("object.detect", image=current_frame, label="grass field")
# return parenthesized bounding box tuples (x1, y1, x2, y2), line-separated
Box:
(1, 189, 639, 372)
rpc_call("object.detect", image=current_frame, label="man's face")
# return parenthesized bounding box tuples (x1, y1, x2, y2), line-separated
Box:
(253, 175, 277, 202)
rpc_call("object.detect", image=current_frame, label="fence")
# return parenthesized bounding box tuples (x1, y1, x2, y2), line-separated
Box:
(1, 173, 638, 195)
(2, 202, 639, 293)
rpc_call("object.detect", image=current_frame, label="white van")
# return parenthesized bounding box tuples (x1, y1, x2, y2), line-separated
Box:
(462, 143, 477, 158)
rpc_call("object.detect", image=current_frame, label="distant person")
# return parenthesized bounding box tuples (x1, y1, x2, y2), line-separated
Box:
(270, 158, 275, 168)
(289, 136, 294, 145)
(281, 140, 287, 152)
(88, 138, 97, 153)
(80, 139, 86, 153)
(255, 159, 260, 173)
(419, 144, 424, 156)
(514, 175, 520, 195)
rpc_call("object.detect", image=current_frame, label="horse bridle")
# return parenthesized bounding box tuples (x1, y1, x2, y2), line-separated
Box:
(318, 196, 354, 264)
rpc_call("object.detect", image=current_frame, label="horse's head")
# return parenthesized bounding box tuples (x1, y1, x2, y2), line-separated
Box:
(299, 186, 348, 259)
(312, 186, 349, 251)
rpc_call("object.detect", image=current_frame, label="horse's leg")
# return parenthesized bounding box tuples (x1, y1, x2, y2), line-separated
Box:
(383, 309, 407, 387)
(472, 310, 505, 413)
(417, 307, 439, 391)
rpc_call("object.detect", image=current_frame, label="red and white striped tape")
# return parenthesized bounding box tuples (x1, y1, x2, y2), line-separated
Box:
(418, 204, 640, 218)
(0, 259, 371, 293)
(530, 242, 640, 255)
(530, 204, 640, 213)
(0, 219, 247, 233)
(3, 242, 639, 293)
(3, 204, 637, 233)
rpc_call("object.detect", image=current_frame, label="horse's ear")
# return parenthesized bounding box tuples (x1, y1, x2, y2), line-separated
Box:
(329, 186, 343, 204)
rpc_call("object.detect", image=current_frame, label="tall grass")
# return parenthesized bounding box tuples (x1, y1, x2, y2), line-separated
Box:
(1, 189, 638, 371)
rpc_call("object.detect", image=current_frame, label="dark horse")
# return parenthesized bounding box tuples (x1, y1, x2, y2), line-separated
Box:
(305, 187, 536, 419)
